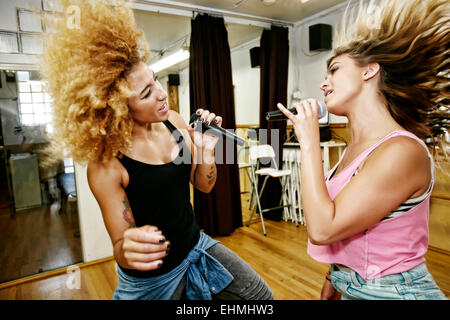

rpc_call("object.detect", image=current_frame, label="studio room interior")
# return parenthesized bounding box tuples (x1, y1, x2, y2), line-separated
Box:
(0, 0, 448, 301)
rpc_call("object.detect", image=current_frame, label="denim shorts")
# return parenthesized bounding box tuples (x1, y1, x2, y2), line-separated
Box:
(330, 263, 447, 300)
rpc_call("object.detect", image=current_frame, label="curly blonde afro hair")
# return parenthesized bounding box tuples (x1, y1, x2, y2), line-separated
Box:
(40, 0, 150, 164)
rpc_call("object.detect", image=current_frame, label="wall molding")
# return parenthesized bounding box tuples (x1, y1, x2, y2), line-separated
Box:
(0, 256, 115, 290)
(431, 194, 450, 201)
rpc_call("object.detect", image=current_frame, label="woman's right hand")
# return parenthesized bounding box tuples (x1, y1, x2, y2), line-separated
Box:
(121, 225, 170, 271)
(320, 278, 341, 300)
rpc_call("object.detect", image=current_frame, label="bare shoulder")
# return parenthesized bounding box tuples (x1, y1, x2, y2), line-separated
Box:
(87, 157, 126, 188)
(168, 110, 191, 143)
(369, 136, 429, 168)
(362, 135, 431, 191)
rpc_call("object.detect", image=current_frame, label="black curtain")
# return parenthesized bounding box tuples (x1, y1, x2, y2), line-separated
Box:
(258, 25, 289, 220)
(189, 14, 242, 236)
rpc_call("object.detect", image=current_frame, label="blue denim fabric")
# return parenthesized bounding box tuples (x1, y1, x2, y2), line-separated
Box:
(330, 263, 447, 300)
(113, 232, 234, 300)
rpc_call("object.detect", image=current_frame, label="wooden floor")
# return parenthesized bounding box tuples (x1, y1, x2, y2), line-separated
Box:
(0, 201, 82, 283)
(0, 193, 449, 300)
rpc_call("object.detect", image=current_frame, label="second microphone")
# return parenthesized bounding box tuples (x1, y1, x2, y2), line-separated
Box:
(265, 101, 328, 121)
(189, 113, 245, 146)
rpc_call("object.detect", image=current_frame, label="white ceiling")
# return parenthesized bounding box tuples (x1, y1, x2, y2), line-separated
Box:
(134, 10, 264, 55)
(162, 0, 347, 22)
(133, 0, 347, 76)
(134, 9, 266, 77)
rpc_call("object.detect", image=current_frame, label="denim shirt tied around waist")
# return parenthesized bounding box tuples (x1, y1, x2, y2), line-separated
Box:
(115, 232, 234, 300)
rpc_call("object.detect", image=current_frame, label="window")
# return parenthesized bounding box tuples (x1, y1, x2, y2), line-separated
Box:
(20, 34, 43, 54)
(0, 32, 19, 53)
(17, 71, 53, 133)
(18, 9, 43, 33)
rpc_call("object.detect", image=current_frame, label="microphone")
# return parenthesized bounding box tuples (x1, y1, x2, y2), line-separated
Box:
(189, 114, 245, 146)
(265, 101, 327, 121)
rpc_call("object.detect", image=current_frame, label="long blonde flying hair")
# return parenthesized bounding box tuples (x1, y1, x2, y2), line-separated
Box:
(330, 0, 449, 160)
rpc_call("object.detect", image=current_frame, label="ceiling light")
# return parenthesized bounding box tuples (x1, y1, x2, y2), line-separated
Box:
(300, 0, 310, 3)
(149, 49, 190, 73)
(261, 0, 277, 6)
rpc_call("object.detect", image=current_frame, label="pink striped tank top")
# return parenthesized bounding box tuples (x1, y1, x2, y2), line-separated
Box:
(307, 130, 434, 280)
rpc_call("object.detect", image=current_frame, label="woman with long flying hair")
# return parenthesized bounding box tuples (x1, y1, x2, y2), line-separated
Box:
(278, 0, 448, 300)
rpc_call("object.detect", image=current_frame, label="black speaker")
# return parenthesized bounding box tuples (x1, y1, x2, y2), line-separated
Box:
(309, 24, 332, 52)
(249, 47, 260, 68)
(5, 71, 16, 82)
(168, 74, 180, 86)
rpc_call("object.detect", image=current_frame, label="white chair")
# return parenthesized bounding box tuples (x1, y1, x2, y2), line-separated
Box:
(237, 145, 255, 210)
(289, 149, 304, 225)
(247, 144, 293, 236)
(282, 149, 299, 226)
(237, 132, 260, 210)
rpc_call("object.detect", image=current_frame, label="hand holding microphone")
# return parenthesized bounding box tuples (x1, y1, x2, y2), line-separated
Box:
(274, 99, 327, 148)
(187, 100, 326, 147)
(189, 110, 245, 146)
(266, 100, 327, 121)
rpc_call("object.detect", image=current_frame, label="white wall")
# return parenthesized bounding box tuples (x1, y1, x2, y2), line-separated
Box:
(178, 68, 190, 123)
(163, 39, 260, 127)
(157, 69, 190, 124)
(231, 39, 260, 126)
(289, 2, 355, 124)
(74, 163, 113, 262)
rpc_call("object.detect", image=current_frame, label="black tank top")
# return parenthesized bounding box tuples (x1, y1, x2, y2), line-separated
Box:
(117, 120, 200, 278)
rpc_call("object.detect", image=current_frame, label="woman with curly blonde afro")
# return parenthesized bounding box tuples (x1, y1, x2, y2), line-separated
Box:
(278, 0, 449, 300)
(41, 0, 273, 300)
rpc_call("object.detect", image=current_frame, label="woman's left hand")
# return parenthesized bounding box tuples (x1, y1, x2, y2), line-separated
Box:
(188, 108, 223, 152)
(277, 99, 321, 149)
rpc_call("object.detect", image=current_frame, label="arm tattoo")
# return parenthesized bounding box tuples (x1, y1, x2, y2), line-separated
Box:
(206, 165, 216, 186)
(122, 199, 136, 228)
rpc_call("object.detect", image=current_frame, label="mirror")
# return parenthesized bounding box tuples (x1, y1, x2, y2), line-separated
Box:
(0, 68, 82, 284)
